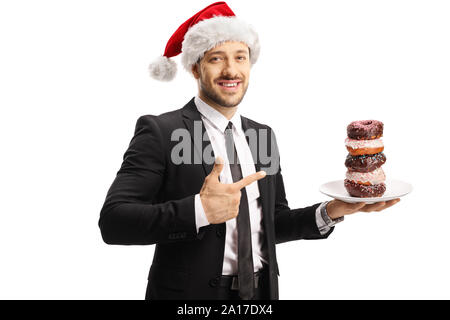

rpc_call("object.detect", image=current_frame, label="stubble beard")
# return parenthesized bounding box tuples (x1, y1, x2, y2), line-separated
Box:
(199, 78, 248, 108)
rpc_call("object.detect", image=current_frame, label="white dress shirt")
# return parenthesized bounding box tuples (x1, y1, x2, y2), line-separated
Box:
(193, 95, 341, 275)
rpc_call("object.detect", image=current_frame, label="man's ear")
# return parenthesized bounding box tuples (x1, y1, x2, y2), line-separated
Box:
(192, 63, 200, 79)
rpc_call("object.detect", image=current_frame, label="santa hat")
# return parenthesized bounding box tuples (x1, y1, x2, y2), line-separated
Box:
(148, 1, 260, 81)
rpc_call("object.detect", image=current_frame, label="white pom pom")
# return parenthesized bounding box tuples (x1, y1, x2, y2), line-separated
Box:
(148, 56, 177, 81)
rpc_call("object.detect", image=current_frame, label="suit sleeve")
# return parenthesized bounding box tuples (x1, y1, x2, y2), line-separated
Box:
(98, 115, 198, 245)
(269, 127, 334, 244)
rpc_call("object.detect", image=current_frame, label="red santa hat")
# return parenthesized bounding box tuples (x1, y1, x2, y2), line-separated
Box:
(148, 1, 260, 81)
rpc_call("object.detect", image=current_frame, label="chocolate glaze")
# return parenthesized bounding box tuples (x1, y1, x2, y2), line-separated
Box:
(344, 179, 386, 197)
(345, 152, 386, 173)
(347, 120, 383, 140)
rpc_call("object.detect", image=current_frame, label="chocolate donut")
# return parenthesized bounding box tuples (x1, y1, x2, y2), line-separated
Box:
(345, 152, 386, 173)
(344, 179, 386, 197)
(347, 120, 383, 140)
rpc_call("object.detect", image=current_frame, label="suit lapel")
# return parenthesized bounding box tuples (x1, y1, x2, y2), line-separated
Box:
(182, 97, 215, 177)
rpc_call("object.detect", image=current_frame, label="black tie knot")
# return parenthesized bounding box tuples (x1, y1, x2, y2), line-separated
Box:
(227, 121, 233, 130)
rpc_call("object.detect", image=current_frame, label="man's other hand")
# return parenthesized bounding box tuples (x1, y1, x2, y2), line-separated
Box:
(326, 198, 401, 220)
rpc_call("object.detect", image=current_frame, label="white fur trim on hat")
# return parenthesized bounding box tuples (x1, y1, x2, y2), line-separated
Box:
(181, 16, 260, 74)
(148, 55, 177, 81)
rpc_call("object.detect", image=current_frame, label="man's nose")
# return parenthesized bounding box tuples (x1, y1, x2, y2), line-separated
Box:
(221, 59, 239, 77)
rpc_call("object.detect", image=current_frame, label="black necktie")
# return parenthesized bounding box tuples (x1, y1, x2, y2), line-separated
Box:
(224, 121, 254, 300)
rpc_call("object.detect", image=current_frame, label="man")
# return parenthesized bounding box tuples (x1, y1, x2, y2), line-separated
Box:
(99, 2, 399, 300)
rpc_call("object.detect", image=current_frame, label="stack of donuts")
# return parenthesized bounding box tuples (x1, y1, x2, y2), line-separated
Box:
(344, 120, 386, 197)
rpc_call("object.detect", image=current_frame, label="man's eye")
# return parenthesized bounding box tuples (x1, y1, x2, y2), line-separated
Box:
(237, 56, 246, 60)
(210, 57, 221, 62)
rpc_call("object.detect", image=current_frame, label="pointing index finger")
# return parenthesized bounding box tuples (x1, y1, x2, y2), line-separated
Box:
(233, 171, 267, 190)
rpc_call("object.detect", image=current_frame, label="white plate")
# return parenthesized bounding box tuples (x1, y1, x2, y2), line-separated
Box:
(319, 179, 413, 204)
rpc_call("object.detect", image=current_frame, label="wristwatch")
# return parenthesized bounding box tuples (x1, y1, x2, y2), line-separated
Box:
(321, 201, 344, 227)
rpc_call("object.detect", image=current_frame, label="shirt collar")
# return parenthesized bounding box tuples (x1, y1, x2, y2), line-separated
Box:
(194, 95, 243, 135)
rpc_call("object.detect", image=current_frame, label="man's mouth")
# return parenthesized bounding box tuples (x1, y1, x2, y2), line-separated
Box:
(216, 80, 242, 91)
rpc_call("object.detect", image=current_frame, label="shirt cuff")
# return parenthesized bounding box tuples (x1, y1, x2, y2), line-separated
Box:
(194, 193, 211, 233)
(315, 201, 344, 235)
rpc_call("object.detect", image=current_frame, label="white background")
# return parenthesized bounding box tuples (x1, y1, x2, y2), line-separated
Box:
(1, 0, 449, 299)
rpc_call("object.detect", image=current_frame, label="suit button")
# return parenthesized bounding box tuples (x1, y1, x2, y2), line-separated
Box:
(216, 229, 224, 237)
(209, 276, 220, 287)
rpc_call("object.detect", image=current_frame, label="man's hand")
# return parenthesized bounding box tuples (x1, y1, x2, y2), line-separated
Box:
(200, 156, 267, 224)
(326, 198, 401, 220)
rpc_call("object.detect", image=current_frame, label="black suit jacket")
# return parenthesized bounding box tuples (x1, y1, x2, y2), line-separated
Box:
(99, 97, 334, 300)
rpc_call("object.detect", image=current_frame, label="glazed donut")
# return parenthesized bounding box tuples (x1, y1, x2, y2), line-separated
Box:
(346, 146, 384, 156)
(346, 167, 385, 185)
(345, 137, 384, 156)
(345, 152, 386, 173)
(344, 179, 386, 198)
(347, 120, 383, 140)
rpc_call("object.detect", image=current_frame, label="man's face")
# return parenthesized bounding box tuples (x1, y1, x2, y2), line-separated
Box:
(192, 41, 251, 108)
